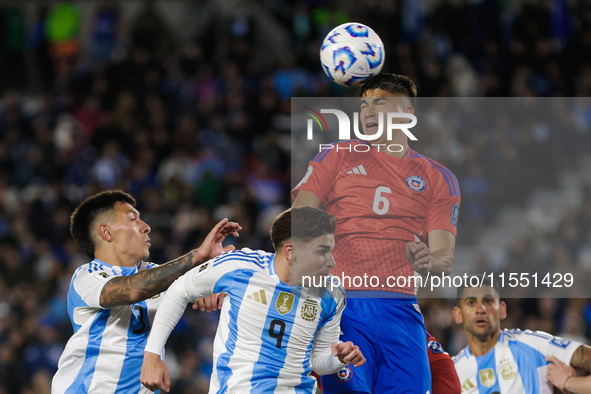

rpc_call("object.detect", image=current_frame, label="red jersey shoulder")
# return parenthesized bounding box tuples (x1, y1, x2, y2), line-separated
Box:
(309, 140, 371, 166)
(408, 149, 460, 198)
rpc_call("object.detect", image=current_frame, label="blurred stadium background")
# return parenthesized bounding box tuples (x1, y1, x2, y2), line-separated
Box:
(1, 0, 591, 392)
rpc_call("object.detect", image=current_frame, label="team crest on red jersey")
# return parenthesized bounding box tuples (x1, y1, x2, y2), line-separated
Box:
(405, 175, 426, 192)
(334, 365, 353, 382)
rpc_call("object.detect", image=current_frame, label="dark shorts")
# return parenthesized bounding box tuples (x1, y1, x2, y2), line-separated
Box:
(321, 295, 431, 394)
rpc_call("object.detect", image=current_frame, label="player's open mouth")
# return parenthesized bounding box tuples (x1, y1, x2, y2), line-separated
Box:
(365, 122, 379, 131)
(475, 319, 488, 327)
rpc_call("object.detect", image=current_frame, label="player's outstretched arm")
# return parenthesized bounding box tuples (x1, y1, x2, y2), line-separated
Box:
(331, 341, 365, 367)
(141, 351, 171, 392)
(570, 345, 591, 375)
(100, 219, 241, 308)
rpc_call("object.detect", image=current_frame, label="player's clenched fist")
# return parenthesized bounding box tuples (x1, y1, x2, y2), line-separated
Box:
(405, 241, 431, 275)
(141, 351, 171, 392)
(331, 341, 366, 367)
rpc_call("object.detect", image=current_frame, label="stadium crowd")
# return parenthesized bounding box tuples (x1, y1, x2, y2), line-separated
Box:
(1, 0, 591, 392)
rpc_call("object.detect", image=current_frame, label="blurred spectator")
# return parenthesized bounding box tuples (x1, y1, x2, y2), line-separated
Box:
(45, 1, 81, 78)
(89, 0, 122, 64)
(0, 1, 27, 91)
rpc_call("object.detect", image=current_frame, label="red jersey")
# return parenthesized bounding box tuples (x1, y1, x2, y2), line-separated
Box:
(292, 141, 461, 294)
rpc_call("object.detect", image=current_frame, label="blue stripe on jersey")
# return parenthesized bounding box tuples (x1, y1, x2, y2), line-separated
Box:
(68, 270, 88, 334)
(319, 291, 338, 326)
(214, 256, 267, 270)
(425, 159, 455, 196)
(508, 340, 546, 393)
(251, 287, 300, 392)
(213, 251, 269, 269)
(268, 255, 276, 276)
(453, 348, 468, 363)
(116, 300, 149, 393)
(437, 161, 460, 197)
(314, 145, 333, 163)
(412, 151, 460, 197)
(475, 348, 501, 393)
(312, 140, 363, 163)
(66, 309, 111, 393)
(523, 330, 552, 340)
(213, 271, 256, 394)
(429, 159, 460, 197)
(296, 292, 337, 391)
(295, 326, 318, 393)
(294, 318, 321, 392)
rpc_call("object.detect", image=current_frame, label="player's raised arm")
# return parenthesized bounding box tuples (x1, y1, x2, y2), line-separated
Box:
(100, 218, 241, 308)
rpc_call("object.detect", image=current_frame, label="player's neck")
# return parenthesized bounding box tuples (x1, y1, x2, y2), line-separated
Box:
(95, 248, 138, 268)
(274, 255, 293, 285)
(467, 329, 501, 357)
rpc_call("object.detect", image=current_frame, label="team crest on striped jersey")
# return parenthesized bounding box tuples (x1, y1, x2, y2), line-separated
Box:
(276, 292, 295, 315)
(479, 368, 495, 387)
(500, 358, 516, 380)
(301, 299, 318, 321)
(405, 175, 426, 192)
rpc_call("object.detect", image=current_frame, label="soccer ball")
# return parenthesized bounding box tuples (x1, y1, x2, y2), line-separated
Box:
(320, 23, 385, 87)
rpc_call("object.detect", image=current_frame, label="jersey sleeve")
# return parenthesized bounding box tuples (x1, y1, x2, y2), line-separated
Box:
(427, 333, 461, 394)
(144, 252, 250, 355)
(516, 330, 583, 365)
(291, 144, 342, 204)
(426, 165, 461, 236)
(311, 285, 347, 375)
(71, 265, 118, 309)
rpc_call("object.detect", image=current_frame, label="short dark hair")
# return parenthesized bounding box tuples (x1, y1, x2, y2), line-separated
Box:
(270, 207, 336, 250)
(359, 73, 417, 103)
(70, 190, 136, 259)
(456, 274, 501, 304)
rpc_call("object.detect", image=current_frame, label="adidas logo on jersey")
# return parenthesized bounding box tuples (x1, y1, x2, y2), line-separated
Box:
(246, 289, 268, 305)
(346, 165, 367, 175)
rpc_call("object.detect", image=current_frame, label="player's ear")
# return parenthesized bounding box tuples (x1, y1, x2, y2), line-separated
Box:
(452, 306, 464, 324)
(499, 300, 507, 320)
(283, 243, 293, 264)
(98, 224, 113, 242)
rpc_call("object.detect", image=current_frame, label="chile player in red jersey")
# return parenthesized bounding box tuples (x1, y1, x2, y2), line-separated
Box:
(293, 74, 461, 393)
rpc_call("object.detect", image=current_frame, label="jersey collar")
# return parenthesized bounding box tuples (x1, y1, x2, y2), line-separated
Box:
(92, 258, 139, 276)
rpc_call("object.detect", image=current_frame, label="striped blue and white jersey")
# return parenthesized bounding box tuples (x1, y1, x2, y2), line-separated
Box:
(145, 248, 347, 394)
(52, 259, 163, 394)
(453, 329, 582, 394)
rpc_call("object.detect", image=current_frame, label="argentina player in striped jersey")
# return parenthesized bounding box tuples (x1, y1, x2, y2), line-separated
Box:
(452, 275, 591, 393)
(52, 190, 241, 393)
(141, 207, 365, 393)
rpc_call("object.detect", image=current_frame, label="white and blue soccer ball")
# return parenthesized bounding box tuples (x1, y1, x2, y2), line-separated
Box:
(320, 23, 385, 87)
